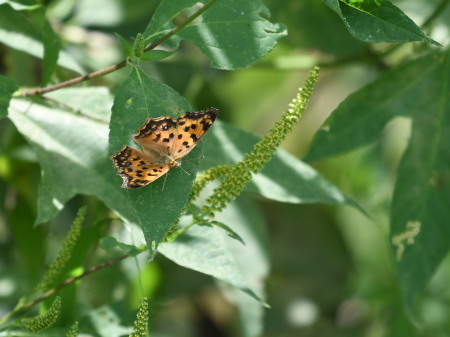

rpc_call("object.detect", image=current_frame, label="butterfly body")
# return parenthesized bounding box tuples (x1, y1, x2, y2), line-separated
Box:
(111, 108, 219, 189)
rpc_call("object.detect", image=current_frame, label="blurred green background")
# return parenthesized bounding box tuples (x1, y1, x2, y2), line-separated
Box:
(1, 0, 450, 336)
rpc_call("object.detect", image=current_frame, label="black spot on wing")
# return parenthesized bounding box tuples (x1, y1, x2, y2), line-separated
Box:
(134, 116, 177, 139)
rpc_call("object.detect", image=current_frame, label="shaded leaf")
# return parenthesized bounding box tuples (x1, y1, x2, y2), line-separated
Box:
(30, 7, 60, 85)
(108, 66, 199, 258)
(114, 32, 133, 58)
(144, 0, 287, 69)
(390, 49, 450, 312)
(0, 75, 18, 119)
(322, 0, 439, 45)
(305, 51, 444, 161)
(305, 48, 450, 312)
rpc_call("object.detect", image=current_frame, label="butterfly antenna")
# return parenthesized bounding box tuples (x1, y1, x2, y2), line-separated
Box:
(178, 165, 191, 175)
(161, 172, 169, 192)
(183, 155, 205, 162)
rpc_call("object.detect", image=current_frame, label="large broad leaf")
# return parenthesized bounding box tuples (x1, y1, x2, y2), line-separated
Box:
(8, 99, 137, 226)
(305, 49, 450, 312)
(201, 121, 356, 207)
(322, 0, 439, 45)
(143, 0, 287, 69)
(390, 49, 450, 312)
(0, 4, 82, 74)
(0, 75, 17, 119)
(305, 51, 444, 161)
(212, 194, 269, 337)
(0, 3, 60, 85)
(44, 87, 113, 122)
(158, 215, 266, 305)
(108, 67, 200, 258)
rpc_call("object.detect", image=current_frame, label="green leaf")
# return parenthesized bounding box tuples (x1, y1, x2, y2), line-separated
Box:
(322, 0, 440, 45)
(88, 306, 133, 337)
(109, 67, 198, 258)
(209, 220, 245, 245)
(0, 0, 40, 10)
(213, 194, 269, 336)
(30, 7, 60, 85)
(140, 50, 175, 62)
(390, 49, 450, 312)
(144, 0, 287, 69)
(44, 87, 113, 122)
(188, 204, 245, 244)
(8, 99, 137, 226)
(159, 220, 267, 306)
(114, 32, 133, 58)
(0, 75, 18, 119)
(0, 3, 60, 85)
(201, 121, 356, 207)
(304, 48, 450, 312)
(0, 4, 82, 74)
(305, 51, 444, 161)
(100, 237, 145, 257)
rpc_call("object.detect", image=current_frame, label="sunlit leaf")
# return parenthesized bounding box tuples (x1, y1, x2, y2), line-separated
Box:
(0, 4, 82, 74)
(323, 0, 439, 45)
(8, 99, 136, 226)
(159, 220, 267, 305)
(144, 0, 287, 69)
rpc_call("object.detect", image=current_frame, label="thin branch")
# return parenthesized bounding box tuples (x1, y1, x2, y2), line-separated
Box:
(20, 0, 217, 97)
(0, 254, 129, 327)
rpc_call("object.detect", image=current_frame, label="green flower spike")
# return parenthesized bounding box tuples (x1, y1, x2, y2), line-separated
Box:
(66, 321, 79, 337)
(21, 296, 62, 332)
(133, 33, 145, 59)
(129, 298, 149, 337)
(199, 66, 320, 217)
(36, 207, 86, 292)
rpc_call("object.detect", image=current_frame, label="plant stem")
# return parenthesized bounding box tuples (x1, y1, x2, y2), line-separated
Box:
(169, 220, 197, 241)
(19, 0, 217, 97)
(0, 254, 129, 328)
(421, 0, 450, 30)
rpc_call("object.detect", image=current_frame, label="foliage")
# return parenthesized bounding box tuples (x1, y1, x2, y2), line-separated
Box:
(129, 298, 149, 337)
(0, 0, 449, 336)
(21, 296, 62, 332)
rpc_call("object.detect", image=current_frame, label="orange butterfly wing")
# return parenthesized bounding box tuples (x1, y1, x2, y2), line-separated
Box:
(111, 108, 219, 189)
(171, 108, 219, 160)
(110, 146, 170, 189)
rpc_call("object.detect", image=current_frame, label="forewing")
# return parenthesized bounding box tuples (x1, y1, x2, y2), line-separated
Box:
(172, 108, 219, 160)
(132, 115, 178, 157)
(110, 145, 169, 189)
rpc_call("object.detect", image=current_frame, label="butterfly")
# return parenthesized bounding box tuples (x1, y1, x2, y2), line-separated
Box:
(110, 108, 219, 189)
